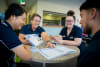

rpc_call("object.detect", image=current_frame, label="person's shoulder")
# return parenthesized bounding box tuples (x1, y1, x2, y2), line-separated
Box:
(0, 23, 3, 27)
(62, 27, 67, 30)
(22, 24, 31, 28)
(37, 26, 45, 32)
(0, 23, 7, 30)
(74, 25, 81, 29)
(24, 24, 31, 27)
(38, 26, 43, 28)
(74, 25, 81, 30)
(38, 26, 44, 29)
(0, 24, 3, 31)
(0, 23, 4, 27)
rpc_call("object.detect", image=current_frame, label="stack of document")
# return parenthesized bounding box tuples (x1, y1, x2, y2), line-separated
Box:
(30, 47, 40, 53)
(25, 34, 44, 46)
(39, 45, 76, 60)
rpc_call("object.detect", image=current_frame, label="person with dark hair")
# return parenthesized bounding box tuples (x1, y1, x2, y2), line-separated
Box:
(52, 10, 82, 47)
(19, 13, 55, 48)
(78, 0, 100, 67)
(0, 15, 4, 23)
(0, 3, 32, 67)
(0, 19, 1, 23)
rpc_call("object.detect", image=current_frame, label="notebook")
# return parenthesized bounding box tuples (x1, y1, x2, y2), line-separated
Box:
(25, 34, 44, 46)
(39, 45, 76, 60)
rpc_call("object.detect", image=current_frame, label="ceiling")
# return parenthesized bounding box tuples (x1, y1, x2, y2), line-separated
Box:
(6, 0, 85, 12)
(6, 0, 36, 11)
(39, 0, 85, 8)
(43, 10, 66, 17)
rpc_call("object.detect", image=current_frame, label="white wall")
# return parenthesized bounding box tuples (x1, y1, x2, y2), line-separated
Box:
(0, 0, 7, 12)
(37, 0, 85, 27)
(26, 0, 37, 24)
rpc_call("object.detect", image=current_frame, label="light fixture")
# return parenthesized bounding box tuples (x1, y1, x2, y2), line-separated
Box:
(48, 14, 52, 16)
(18, 0, 26, 5)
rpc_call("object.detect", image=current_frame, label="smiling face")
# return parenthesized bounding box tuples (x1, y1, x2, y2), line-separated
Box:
(65, 16, 75, 28)
(12, 12, 26, 30)
(31, 16, 41, 30)
(80, 10, 92, 34)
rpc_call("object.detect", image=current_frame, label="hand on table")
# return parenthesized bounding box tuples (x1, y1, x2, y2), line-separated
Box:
(23, 39, 31, 45)
(56, 40, 64, 45)
(46, 42, 56, 48)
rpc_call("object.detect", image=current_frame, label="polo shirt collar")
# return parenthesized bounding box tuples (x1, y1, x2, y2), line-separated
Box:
(92, 30, 100, 40)
(2, 21, 13, 30)
(66, 25, 75, 33)
(30, 24, 40, 32)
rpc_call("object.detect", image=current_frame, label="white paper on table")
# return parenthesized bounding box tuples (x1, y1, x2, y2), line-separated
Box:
(30, 46, 40, 53)
(54, 45, 76, 54)
(39, 45, 76, 60)
(25, 34, 44, 46)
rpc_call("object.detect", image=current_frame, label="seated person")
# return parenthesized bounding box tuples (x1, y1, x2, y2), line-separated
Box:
(19, 14, 55, 48)
(52, 10, 82, 47)
(0, 3, 32, 67)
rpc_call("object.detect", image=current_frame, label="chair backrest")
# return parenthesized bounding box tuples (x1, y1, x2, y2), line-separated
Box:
(0, 40, 14, 64)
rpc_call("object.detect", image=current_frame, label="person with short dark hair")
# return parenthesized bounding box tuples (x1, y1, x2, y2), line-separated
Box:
(19, 13, 55, 48)
(0, 15, 4, 23)
(78, 0, 100, 67)
(0, 19, 1, 23)
(0, 3, 32, 67)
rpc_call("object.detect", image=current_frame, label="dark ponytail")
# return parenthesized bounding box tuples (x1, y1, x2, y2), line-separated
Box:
(67, 10, 76, 20)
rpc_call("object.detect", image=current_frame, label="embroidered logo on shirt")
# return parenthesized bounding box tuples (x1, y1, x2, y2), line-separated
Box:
(69, 36, 74, 39)
(62, 35, 66, 38)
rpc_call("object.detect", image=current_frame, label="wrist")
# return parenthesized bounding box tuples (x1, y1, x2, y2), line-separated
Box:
(61, 40, 64, 44)
(46, 40, 51, 43)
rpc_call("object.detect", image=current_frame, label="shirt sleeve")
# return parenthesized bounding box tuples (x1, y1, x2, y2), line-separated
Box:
(41, 27, 45, 32)
(59, 28, 65, 36)
(20, 25, 26, 34)
(38, 27, 45, 33)
(38, 27, 45, 37)
(74, 27, 83, 38)
(0, 26, 22, 50)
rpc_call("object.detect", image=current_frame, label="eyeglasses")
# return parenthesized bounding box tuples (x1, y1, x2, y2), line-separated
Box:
(34, 20, 40, 23)
(65, 20, 74, 22)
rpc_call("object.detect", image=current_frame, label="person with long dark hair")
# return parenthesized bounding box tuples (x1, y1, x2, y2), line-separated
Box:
(52, 10, 82, 47)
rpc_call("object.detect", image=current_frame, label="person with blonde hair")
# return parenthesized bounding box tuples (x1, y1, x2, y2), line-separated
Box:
(19, 13, 55, 48)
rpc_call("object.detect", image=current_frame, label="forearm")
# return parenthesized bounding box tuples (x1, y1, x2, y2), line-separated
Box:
(19, 37, 25, 43)
(19, 34, 29, 44)
(12, 45, 32, 61)
(41, 32, 50, 42)
(23, 45, 32, 55)
(20, 38, 28, 45)
(63, 40, 81, 46)
(19, 35, 26, 43)
(19, 36, 30, 45)
(43, 36, 50, 42)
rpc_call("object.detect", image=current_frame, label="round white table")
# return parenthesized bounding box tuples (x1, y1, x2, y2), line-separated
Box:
(28, 44, 80, 67)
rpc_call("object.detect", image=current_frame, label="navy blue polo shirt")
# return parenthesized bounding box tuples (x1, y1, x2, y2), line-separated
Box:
(0, 22, 22, 66)
(78, 30, 100, 67)
(60, 25, 82, 40)
(20, 24, 45, 37)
